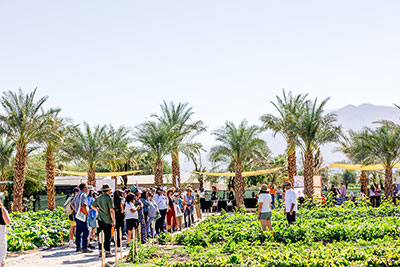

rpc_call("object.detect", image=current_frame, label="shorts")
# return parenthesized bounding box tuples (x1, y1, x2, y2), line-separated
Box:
(69, 220, 76, 227)
(259, 211, 272, 220)
(126, 219, 138, 231)
(88, 216, 97, 228)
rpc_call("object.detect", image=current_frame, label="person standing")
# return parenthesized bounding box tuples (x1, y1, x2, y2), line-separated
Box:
(154, 188, 167, 234)
(72, 183, 92, 253)
(339, 183, 347, 203)
(374, 184, 382, 207)
(0, 198, 11, 267)
(65, 187, 79, 247)
(124, 193, 138, 246)
(194, 190, 202, 222)
(166, 189, 177, 233)
(184, 188, 195, 228)
(87, 187, 97, 248)
(113, 190, 125, 248)
(131, 186, 147, 243)
(257, 184, 272, 232)
(92, 184, 115, 257)
(140, 191, 150, 227)
(284, 182, 297, 224)
(369, 185, 376, 207)
(276, 186, 283, 208)
(269, 185, 276, 209)
(147, 193, 159, 237)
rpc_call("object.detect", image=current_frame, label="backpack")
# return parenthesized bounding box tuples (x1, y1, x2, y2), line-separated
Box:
(64, 196, 74, 215)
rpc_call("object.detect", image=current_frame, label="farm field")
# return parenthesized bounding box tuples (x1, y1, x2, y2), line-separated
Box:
(123, 202, 400, 266)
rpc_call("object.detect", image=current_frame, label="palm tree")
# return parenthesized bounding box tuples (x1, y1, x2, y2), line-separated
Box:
(260, 90, 307, 187)
(0, 89, 52, 211)
(339, 129, 371, 195)
(0, 138, 15, 191)
(39, 109, 65, 210)
(295, 98, 342, 198)
(209, 120, 267, 207)
(134, 121, 172, 186)
(154, 101, 204, 188)
(357, 124, 400, 198)
(105, 125, 132, 189)
(64, 123, 108, 186)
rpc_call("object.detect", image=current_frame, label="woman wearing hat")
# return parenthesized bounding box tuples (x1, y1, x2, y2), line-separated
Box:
(166, 189, 177, 233)
(257, 184, 273, 232)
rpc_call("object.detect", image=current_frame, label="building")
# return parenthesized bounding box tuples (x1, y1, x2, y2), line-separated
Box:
(54, 172, 226, 194)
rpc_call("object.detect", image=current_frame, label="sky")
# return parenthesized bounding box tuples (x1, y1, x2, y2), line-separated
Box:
(1, 0, 400, 154)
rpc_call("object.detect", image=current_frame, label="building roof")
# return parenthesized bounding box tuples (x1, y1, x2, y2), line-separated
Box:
(54, 172, 226, 191)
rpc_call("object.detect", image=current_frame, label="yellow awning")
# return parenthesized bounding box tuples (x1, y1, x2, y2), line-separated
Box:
(193, 167, 283, 177)
(329, 163, 400, 171)
(61, 170, 142, 177)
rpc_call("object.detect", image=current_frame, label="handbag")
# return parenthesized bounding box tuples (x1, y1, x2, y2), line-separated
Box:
(174, 204, 183, 217)
(75, 207, 87, 222)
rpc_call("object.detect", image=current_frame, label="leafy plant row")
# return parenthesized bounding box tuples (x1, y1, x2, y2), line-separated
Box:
(7, 207, 69, 251)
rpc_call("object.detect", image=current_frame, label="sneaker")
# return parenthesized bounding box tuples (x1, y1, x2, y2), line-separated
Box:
(76, 248, 82, 252)
(82, 249, 93, 253)
(69, 240, 75, 247)
(105, 252, 114, 258)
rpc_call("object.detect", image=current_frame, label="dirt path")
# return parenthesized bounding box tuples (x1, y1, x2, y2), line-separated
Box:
(6, 244, 129, 267)
(6, 212, 215, 267)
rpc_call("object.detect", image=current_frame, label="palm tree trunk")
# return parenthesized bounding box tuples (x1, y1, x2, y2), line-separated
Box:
(46, 147, 56, 211)
(360, 170, 368, 195)
(171, 151, 180, 188)
(303, 151, 314, 198)
(0, 173, 7, 192)
(234, 161, 244, 208)
(12, 144, 27, 212)
(288, 151, 297, 187)
(87, 167, 96, 187)
(155, 159, 163, 187)
(384, 166, 393, 198)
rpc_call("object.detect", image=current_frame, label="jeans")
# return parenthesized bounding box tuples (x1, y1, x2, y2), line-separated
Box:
(97, 220, 112, 253)
(271, 194, 275, 209)
(184, 206, 194, 228)
(156, 209, 167, 234)
(75, 218, 89, 250)
(147, 216, 157, 237)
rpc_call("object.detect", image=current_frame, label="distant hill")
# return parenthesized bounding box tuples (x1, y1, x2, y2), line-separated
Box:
(316, 103, 400, 163)
(332, 103, 400, 131)
(181, 104, 400, 171)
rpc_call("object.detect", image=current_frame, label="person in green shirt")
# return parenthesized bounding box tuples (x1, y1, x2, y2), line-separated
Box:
(92, 184, 115, 257)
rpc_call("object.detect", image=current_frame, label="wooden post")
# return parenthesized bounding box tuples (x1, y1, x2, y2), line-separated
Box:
(119, 228, 122, 260)
(100, 231, 105, 267)
(152, 220, 155, 244)
(132, 228, 136, 260)
(114, 229, 118, 266)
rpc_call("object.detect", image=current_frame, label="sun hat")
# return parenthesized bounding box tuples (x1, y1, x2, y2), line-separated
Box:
(87, 185, 95, 191)
(101, 183, 111, 192)
(260, 184, 269, 192)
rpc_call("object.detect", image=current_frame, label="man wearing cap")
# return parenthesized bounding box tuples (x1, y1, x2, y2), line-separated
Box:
(71, 183, 92, 253)
(92, 183, 115, 257)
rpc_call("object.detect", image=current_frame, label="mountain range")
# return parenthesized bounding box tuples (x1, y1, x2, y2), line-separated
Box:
(181, 104, 400, 171)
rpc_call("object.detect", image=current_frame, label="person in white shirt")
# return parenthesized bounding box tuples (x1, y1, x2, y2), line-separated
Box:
(257, 184, 273, 232)
(284, 182, 298, 224)
(124, 193, 138, 246)
(153, 188, 167, 234)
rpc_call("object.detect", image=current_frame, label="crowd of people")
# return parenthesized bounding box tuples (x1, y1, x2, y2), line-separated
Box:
(64, 183, 203, 257)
